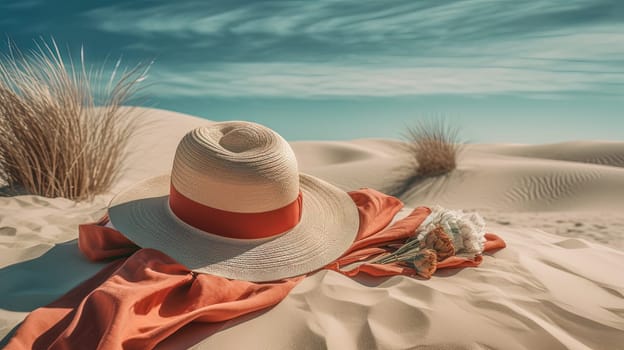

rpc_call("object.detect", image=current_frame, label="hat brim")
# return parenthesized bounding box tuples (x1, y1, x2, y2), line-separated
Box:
(108, 173, 359, 282)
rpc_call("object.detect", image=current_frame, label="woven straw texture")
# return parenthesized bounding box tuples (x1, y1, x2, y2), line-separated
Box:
(171, 122, 300, 212)
(108, 122, 359, 282)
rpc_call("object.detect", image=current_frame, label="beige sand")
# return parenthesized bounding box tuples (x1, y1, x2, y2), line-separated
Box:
(1, 108, 623, 349)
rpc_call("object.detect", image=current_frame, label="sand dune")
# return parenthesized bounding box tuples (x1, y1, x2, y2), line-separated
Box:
(292, 140, 408, 194)
(1, 107, 623, 349)
(473, 141, 624, 168)
(179, 228, 624, 350)
(400, 145, 624, 212)
(291, 141, 385, 167)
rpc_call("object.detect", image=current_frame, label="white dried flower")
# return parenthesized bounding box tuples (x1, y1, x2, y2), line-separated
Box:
(415, 206, 486, 258)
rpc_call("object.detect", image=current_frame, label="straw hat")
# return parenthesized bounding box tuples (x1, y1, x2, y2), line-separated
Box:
(108, 121, 359, 282)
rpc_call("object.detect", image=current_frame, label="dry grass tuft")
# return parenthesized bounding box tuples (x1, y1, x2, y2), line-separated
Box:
(388, 118, 463, 197)
(0, 39, 150, 200)
(406, 118, 463, 177)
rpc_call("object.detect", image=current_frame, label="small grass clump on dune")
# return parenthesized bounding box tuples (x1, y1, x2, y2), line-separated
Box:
(389, 118, 463, 197)
(0, 39, 149, 200)
(406, 118, 462, 178)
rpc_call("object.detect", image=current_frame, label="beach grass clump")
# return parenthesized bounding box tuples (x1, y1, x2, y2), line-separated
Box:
(0, 39, 149, 200)
(406, 118, 462, 177)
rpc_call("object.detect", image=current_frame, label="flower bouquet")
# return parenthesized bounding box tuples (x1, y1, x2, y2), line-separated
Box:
(371, 206, 487, 278)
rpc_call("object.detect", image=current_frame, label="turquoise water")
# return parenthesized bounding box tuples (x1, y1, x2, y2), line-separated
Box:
(2, 0, 623, 142)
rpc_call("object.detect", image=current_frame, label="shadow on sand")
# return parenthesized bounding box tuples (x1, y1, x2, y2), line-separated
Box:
(0, 239, 110, 346)
(0, 239, 108, 313)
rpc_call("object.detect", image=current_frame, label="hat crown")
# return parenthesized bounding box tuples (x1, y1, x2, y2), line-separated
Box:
(171, 122, 300, 213)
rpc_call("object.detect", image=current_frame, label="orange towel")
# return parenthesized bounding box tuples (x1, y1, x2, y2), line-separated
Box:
(4, 189, 505, 350)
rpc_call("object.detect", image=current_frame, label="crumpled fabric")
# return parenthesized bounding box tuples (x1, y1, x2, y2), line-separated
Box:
(5, 189, 505, 350)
